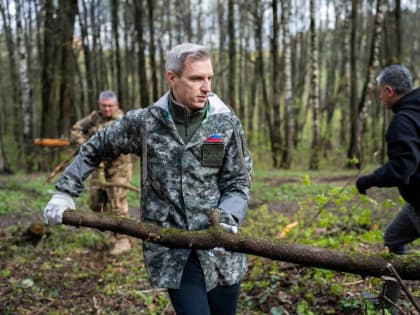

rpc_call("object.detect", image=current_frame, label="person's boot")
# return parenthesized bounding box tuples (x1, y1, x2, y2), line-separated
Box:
(380, 276, 400, 309)
(110, 237, 131, 256)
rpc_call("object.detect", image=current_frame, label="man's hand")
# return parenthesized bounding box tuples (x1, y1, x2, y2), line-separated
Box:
(356, 175, 377, 195)
(219, 222, 238, 234)
(43, 192, 75, 225)
(209, 215, 239, 257)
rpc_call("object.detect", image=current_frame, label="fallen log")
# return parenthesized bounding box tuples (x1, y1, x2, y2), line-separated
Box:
(62, 209, 420, 280)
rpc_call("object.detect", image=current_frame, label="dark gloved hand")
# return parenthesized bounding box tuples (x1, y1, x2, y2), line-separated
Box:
(356, 175, 377, 195)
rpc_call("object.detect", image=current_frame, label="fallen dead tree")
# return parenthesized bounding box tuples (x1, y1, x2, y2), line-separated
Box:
(62, 209, 420, 280)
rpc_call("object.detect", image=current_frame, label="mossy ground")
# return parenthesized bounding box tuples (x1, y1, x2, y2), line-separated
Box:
(1, 168, 420, 314)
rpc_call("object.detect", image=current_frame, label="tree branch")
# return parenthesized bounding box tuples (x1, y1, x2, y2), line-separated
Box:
(62, 210, 420, 280)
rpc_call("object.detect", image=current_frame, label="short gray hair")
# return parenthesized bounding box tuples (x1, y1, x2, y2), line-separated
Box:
(98, 90, 118, 103)
(376, 65, 413, 95)
(165, 43, 210, 75)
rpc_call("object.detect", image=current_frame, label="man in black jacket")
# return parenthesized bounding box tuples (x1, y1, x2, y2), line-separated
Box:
(356, 64, 420, 307)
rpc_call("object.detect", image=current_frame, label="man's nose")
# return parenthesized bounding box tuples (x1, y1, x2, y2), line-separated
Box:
(201, 80, 211, 92)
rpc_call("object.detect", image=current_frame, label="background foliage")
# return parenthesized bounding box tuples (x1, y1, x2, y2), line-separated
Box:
(0, 0, 418, 172)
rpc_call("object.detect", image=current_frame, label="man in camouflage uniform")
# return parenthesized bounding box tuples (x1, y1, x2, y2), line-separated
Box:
(44, 43, 252, 314)
(70, 90, 133, 256)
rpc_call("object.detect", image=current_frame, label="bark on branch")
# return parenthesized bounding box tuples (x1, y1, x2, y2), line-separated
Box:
(62, 210, 420, 280)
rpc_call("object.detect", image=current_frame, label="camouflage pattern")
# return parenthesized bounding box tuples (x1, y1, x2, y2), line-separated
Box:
(56, 92, 252, 291)
(70, 109, 132, 216)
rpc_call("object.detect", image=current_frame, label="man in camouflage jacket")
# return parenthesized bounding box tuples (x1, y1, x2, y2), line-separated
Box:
(44, 43, 252, 315)
(70, 90, 133, 255)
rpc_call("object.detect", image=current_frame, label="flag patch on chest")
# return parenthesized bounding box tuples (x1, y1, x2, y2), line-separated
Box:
(204, 134, 223, 143)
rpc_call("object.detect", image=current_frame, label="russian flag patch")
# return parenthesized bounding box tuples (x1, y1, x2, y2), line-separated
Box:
(204, 134, 223, 143)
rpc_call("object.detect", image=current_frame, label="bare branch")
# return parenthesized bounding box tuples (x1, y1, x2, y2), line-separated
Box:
(62, 210, 420, 280)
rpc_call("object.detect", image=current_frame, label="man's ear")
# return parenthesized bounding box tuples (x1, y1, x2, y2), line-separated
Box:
(167, 71, 176, 83)
(385, 85, 395, 96)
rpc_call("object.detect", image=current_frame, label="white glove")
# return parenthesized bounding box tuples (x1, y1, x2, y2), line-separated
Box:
(209, 222, 239, 257)
(43, 191, 75, 225)
(219, 222, 238, 234)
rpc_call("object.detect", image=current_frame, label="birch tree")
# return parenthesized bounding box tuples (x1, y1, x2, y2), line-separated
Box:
(16, 0, 34, 171)
(338, 1, 351, 146)
(281, 0, 294, 169)
(348, 0, 386, 167)
(270, 0, 282, 168)
(347, 0, 359, 168)
(309, 0, 320, 170)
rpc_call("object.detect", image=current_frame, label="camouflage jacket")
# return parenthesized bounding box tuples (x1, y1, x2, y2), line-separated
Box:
(70, 109, 132, 183)
(56, 92, 252, 290)
(71, 109, 124, 145)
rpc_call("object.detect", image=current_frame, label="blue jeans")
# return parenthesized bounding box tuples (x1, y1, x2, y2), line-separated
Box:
(168, 252, 241, 315)
(384, 203, 420, 254)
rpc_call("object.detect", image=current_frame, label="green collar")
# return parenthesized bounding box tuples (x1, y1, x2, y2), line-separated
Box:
(168, 91, 208, 124)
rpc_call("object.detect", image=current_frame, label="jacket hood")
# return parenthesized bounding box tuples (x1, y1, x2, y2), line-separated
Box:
(393, 87, 420, 114)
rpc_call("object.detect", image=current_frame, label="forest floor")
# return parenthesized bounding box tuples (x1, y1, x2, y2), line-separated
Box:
(1, 170, 420, 314)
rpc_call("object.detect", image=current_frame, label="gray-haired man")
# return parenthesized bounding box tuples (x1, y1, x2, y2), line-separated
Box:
(44, 43, 252, 314)
(356, 64, 420, 308)
(70, 90, 133, 256)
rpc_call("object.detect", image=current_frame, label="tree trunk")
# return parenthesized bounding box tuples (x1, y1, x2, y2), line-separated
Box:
(40, 0, 60, 170)
(291, 31, 309, 149)
(394, 0, 401, 62)
(0, 132, 12, 174)
(350, 0, 386, 167)
(147, 0, 159, 102)
(195, 1, 204, 43)
(63, 210, 420, 280)
(124, 0, 135, 107)
(79, 0, 95, 108)
(227, 0, 236, 111)
(111, 0, 123, 106)
(58, 0, 78, 138)
(347, 0, 359, 168)
(237, 3, 251, 124)
(133, 0, 150, 107)
(309, 0, 320, 170)
(253, 4, 274, 166)
(0, 43, 12, 174)
(270, 0, 282, 168)
(0, 0, 22, 160)
(184, 0, 192, 42)
(15, 0, 34, 172)
(281, 0, 293, 169)
(338, 1, 351, 146)
(89, 1, 101, 94)
(319, 0, 335, 156)
(217, 0, 226, 98)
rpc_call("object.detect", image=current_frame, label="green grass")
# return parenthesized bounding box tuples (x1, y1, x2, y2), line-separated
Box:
(1, 167, 416, 314)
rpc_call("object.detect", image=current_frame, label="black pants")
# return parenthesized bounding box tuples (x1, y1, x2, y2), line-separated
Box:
(384, 203, 420, 254)
(168, 252, 241, 315)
